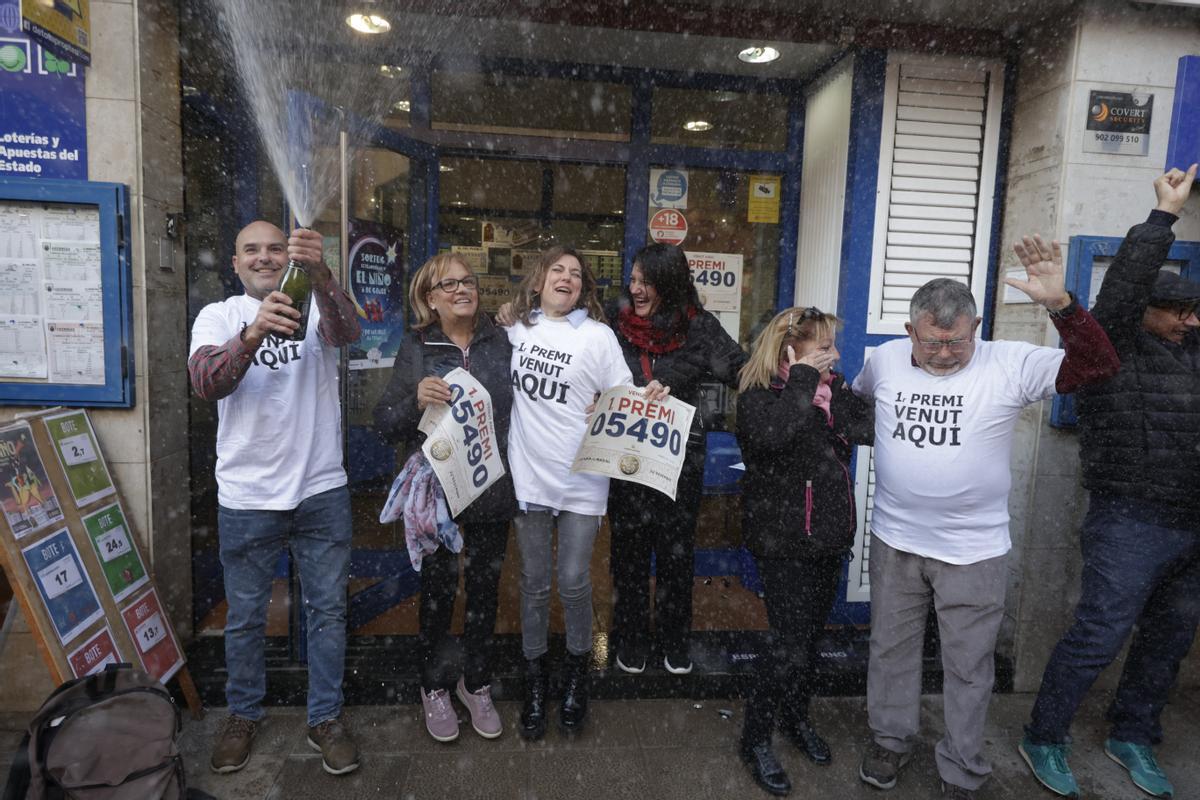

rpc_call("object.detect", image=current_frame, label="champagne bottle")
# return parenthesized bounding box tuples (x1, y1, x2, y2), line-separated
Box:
(277, 260, 311, 342)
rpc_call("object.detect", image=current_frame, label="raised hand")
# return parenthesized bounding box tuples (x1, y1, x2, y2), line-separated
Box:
(288, 228, 332, 286)
(793, 344, 836, 375)
(1009, 235, 1071, 311)
(1154, 164, 1197, 216)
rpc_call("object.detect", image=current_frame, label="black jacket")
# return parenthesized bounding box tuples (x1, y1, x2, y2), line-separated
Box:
(610, 306, 748, 440)
(737, 366, 874, 558)
(372, 316, 517, 525)
(1078, 218, 1200, 528)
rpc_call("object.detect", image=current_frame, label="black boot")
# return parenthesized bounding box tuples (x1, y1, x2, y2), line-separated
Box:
(739, 739, 792, 796)
(519, 656, 548, 741)
(559, 651, 590, 732)
(779, 716, 831, 765)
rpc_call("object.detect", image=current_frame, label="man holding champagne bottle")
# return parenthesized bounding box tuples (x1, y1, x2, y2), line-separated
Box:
(188, 221, 361, 776)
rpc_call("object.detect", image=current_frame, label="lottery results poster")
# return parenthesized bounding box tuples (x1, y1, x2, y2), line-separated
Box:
(81, 502, 148, 603)
(572, 386, 696, 499)
(0, 422, 65, 539)
(43, 410, 115, 507)
(418, 368, 506, 517)
(67, 625, 121, 678)
(21, 527, 104, 645)
(120, 587, 183, 682)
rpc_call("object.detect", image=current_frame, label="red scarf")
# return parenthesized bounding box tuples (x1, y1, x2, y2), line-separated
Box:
(617, 305, 695, 354)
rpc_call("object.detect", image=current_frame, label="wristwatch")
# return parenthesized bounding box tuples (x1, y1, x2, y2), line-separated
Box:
(1048, 293, 1078, 319)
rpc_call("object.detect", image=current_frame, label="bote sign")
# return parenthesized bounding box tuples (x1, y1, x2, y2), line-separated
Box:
(648, 208, 687, 245)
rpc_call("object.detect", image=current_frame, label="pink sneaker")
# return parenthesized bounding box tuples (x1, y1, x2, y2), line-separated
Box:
(456, 677, 503, 739)
(420, 688, 459, 742)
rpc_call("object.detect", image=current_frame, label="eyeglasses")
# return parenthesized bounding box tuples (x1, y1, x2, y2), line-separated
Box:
(433, 276, 478, 293)
(914, 337, 972, 354)
(1156, 303, 1200, 320)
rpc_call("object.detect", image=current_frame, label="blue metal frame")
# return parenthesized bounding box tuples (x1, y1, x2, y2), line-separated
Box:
(0, 177, 134, 407)
(1166, 55, 1200, 174)
(1051, 234, 1200, 428)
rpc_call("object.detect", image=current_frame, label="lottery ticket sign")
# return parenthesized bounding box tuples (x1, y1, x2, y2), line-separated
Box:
(81, 502, 148, 602)
(43, 409, 115, 507)
(21, 527, 104, 645)
(120, 587, 183, 682)
(686, 252, 744, 314)
(67, 625, 121, 678)
(418, 368, 506, 517)
(571, 386, 696, 499)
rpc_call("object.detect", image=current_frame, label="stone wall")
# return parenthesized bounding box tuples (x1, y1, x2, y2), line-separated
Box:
(0, 0, 190, 710)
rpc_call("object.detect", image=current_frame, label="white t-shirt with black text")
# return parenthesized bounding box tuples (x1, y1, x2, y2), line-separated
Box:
(506, 310, 634, 516)
(852, 337, 1063, 565)
(189, 295, 346, 511)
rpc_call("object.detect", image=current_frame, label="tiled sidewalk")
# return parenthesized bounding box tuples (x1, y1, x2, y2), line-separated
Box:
(3, 690, 1198, 799)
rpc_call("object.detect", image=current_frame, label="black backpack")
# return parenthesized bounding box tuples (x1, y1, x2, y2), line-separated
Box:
(0, 663, 209, 800)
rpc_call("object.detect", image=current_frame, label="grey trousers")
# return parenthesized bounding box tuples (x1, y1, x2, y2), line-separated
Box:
(514, 509, 601, 660)
(866, 535, 1008, 791)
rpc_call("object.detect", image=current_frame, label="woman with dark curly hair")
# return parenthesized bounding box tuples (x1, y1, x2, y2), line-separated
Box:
(607, 243, 747, 675)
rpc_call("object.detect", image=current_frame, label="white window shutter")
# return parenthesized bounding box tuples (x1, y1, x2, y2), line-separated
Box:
(865, 54, 1005, 335)
(848, 442, 875, 603)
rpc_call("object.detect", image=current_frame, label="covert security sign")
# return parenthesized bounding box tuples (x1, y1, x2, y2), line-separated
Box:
(571, 386, 696, 499)
(1084, 90, 1153, 156)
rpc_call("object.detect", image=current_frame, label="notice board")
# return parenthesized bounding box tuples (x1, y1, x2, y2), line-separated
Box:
(0, 176, 134, 407)
(0, 408, 200, 715)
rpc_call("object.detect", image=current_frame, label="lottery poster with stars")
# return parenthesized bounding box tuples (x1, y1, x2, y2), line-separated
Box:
(347, 218, 405, 371)
(0, 422, 65, 539)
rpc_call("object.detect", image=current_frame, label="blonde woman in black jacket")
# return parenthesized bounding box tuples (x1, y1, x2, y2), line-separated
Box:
(735, 307, 873, 796)
(372, 253, 516, 745)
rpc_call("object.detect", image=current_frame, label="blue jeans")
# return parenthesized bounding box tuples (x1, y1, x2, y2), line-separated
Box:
(1028, 496, 1200, 746)
(218, 485, 352, 727)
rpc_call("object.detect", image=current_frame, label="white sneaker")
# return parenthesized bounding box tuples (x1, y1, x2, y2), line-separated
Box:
(663, 654, 693, 675)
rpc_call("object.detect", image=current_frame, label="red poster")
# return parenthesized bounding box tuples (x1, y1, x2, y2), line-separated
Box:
(67, 625, 120, 678)
(120, 588, 183, 682)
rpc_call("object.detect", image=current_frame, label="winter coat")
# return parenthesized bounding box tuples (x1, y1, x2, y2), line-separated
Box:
(372, 315, 517, 526)
(737, 365, 874, 558)
(610, 305, 748, 444)
(1078, 220, 1200, 528)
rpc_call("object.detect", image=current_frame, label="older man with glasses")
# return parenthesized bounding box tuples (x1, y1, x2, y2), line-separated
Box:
(851, 236, 1121, 799)
(1020, 165, 1199, 800)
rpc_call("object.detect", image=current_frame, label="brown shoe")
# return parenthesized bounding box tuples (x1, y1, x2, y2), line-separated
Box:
(210, 716, 257, 773)
(307, 715, 360, 775)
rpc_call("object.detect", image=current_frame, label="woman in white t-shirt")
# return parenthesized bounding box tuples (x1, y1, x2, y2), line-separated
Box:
(504, 245, 665, 741)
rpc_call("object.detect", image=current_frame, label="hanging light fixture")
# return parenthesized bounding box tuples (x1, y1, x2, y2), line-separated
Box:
(684, 120, 713, 132)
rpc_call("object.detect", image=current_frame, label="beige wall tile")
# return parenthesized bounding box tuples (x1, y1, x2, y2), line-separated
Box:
(86, 98, 139, 188)
(91, 405, 148, 465)
(86, 2, 136, 102)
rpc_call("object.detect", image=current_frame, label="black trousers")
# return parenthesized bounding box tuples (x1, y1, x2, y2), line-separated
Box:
(742, 552, 845, 744)
(609, 444, 705, 658)
(417, 520, 510, 692)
